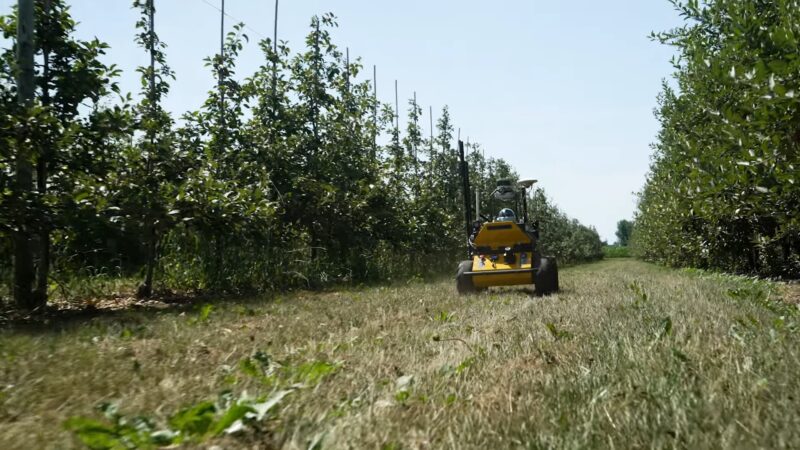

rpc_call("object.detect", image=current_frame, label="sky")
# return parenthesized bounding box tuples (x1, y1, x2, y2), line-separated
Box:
(1, 0, 681, 242)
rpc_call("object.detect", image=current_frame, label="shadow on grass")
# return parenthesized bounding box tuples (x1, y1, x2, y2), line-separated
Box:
(525, 287, 573, 298)
(1, 300, 195, 336)
(1, 262, 583, 334)
(485, 286, 571, 298)
(0, 290, 277, 335)
(0, 274, 437, 335)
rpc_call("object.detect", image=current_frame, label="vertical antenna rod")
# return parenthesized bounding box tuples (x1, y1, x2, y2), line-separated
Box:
(458, 140, 473, 256)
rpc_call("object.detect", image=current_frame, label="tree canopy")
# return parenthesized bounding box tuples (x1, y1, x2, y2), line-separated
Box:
(633, 0, 800, 278)
(0, 2, 603, 308)
(616, 220, 633, 247)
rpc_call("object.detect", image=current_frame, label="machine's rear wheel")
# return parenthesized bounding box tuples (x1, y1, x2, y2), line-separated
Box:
(456, 260, 476, 295)
(535, 257, 559, 295)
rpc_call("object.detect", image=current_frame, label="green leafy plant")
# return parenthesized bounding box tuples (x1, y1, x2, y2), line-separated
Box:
(65, 390, 292, 448)
(627, 280, 649, 307)
(545, 322, 573, 341)
(656, 316, 673, 340)
(65, 402, 170, 449)
(288, 360, 341, 386)
(433, 311, 454, 322)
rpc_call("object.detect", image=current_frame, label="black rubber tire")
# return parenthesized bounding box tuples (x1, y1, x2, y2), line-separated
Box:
(535, 256, 559, 296)
(456, 260, 476, 295)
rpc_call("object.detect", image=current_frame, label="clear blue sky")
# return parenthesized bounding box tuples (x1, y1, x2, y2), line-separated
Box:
(1, 0, 680, 242)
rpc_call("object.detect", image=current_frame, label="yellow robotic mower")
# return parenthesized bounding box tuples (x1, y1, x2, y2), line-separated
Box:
(454, 141, 559, 295)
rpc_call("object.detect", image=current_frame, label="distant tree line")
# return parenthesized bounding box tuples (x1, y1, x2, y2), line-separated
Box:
(615, 220, 633, 247)
(527, 188, 604, 264)
(633, 0, 800, 278)
(0, 1, 603, 309)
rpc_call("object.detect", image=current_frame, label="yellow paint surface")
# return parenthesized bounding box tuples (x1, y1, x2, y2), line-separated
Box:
(470, 222, 534, 287)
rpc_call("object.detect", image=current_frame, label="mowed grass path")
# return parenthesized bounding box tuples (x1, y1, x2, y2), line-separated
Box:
(2, 259, 799, 449)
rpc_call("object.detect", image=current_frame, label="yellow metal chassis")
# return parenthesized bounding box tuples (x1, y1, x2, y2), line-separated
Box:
(467, 222, 537, 288)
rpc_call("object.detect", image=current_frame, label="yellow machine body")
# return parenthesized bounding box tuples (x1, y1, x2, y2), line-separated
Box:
(469, 222, 534, 288)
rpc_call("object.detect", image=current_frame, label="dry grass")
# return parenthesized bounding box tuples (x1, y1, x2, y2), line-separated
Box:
(1, 259, 799, 449)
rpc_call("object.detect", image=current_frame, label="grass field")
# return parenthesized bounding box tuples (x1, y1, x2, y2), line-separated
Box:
(1, 259, 799, 449)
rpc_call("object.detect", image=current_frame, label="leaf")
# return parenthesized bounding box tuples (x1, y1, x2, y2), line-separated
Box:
(210, 403, 255, 436)
(168, 401, 216, 436)
(150, 429, 180, 445)
(395, 375, 414, 391)
(394, 390, 410, 403)
(455, 356, 476, 374)
(64, 415, 156, 449)
(308, 431, 327, 450)
(239, 358, 261, 379)
(195, 304, 214, 323)
(251, 389, 293, 421)
(291, 360, 340, 385)
(545, 322, 573, 341)
(223, 419, 246, 435)
(64, 417, 122, 450)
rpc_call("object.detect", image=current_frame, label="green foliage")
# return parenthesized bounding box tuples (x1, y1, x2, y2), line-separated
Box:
(189, 304, 214, 324)
(288, 360, 340, 386)
(0, 5, 602, 305)
(168, 401, 216, 438)
(634, 0, 800, 278)
(394, 374, 414, 404)
(0, 0, 125, 307)
(545, 322, 573, 341)
(64, 402, 169, 449)
(656, 316, 673, 340)
(454, 356, 477, 374)
(66, 390, 292, 448)
(603, 245, 630, 258)
(627, 280, 649, 307)
(527, 188, 605, 265)
(433, 310, 454, 322)
(615, 220, 633, 247)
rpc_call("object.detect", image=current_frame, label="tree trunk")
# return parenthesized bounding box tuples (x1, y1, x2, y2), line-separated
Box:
(14, 0, 38, 310)
(13, 159, 35, 309)
(34, 157, 50, 300)
(35, 0, 52, 303)
(138, 223, 157, 298)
